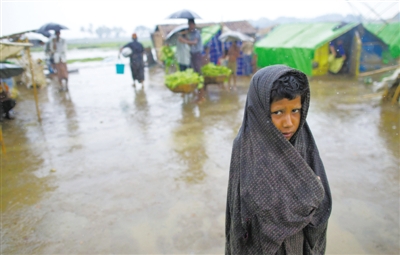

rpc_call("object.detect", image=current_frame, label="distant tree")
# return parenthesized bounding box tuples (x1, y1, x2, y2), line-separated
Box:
(80, 26, 85, 33)
(87, 23, 93, 34)
(134, 25, 152, 38)
(104, 26, 112, 38)
(113, 27, 125, 38)
(95, 26, 105, 38)
(95, 26, 113, 38)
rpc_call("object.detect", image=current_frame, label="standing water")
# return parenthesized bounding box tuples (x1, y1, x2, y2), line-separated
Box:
(1, 62, 399, 254)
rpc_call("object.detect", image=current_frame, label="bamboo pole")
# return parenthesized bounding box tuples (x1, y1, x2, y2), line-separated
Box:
(25, 46, 41, 121)
(0, 126, 6, 154)
(391, 83, 400, 105)
(359, 65, 400, 77)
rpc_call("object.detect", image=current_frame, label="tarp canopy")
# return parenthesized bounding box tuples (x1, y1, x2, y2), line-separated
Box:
(364, 22, 400, 58)
(201, 25, 221, 45)
(254, 22, 359, 75)
(0, 41, 33, 61)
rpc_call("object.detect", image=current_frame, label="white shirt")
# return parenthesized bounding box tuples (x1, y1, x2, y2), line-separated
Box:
(176, 40, 191, 66)
(49, 36, 67, 63)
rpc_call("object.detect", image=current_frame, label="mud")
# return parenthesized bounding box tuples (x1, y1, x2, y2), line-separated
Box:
(1, 57, 399, 254)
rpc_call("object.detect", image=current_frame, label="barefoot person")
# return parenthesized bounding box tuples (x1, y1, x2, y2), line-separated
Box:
(225, 65, 332, 254)
(227, 41, 240, 90)
(50, 30, 69, 91)
(120, 33, 145, 87)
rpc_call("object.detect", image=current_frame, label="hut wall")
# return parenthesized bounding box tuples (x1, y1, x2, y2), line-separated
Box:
(151, 31, 164, 61)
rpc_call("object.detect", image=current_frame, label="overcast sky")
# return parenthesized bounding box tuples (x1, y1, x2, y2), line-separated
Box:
(1, 0, 399, 39)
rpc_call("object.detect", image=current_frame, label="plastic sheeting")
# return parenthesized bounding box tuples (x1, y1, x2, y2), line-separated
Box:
(364, 23, 400, 58)
(254, 23, 359, 75)
(0, 42, 32, 61)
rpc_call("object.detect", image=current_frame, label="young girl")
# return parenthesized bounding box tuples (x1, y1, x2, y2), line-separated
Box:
(225, 65, 332, 254)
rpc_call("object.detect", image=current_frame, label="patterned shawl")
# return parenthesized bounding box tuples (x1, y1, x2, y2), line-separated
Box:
(225, 65, 332, 255)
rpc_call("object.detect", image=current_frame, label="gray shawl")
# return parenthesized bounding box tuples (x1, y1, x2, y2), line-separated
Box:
(225, 65, 332, 255)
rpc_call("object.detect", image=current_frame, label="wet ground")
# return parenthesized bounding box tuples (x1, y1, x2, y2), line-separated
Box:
(1, 58, 399, 254)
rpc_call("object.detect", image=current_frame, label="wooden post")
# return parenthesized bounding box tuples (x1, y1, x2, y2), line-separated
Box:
(0, 126, 6, 154)
(25, 46, 41, 121)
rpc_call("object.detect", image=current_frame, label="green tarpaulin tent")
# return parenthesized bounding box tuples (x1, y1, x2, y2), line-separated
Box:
(364, 22, 400, 58)
(201, 25, 221, 45)
(254, 22, 359, 75)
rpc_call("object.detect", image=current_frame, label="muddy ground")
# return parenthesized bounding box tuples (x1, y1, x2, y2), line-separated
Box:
(1, 59, 399, 254)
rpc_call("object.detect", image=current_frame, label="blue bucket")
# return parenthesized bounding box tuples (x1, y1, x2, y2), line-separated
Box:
(116, 63, 125, 74)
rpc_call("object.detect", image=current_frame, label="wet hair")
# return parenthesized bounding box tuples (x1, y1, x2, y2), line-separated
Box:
(188, 19, 195, 24)
(270, 73, 308, 104)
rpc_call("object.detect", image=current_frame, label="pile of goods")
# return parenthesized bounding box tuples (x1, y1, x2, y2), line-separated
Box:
(160, 45, 176, 73)
(165, 69, 204, 93)
(201, 63, 232, 84)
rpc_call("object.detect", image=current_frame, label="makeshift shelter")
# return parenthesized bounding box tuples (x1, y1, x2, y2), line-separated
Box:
(203, 26, 247, 75)
(0, 41, 41, 120)
(151, 20, 255, 63)
(254, 22, 390, 76)
(364, 22, 400, 59)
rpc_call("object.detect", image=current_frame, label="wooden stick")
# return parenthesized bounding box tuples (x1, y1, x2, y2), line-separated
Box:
(391, 83, 400, 105)
(359, 65, 400, 77)
(25, 45, 41, 121)
(0, 126, 6, 154)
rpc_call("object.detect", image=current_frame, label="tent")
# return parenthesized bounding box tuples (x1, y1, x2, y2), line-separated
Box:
(364, 22, 400, 59)
(254, 22, 390, 76)
(202, 25, 248, 75)
(0, 41, 33, 61)
(255, 23, 361, 76)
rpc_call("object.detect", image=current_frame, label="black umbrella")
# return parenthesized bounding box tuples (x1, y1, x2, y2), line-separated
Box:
(35, 30, 52, 38)
(0, 63, 25, 79)
(36, 22, 68, 35)
(166, 9, 201, 19)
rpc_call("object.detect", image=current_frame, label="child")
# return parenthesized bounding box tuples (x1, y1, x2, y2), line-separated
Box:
(217, 49, 229, 67)
(225, 65, 332, 254)
(0, 82, 16, 120)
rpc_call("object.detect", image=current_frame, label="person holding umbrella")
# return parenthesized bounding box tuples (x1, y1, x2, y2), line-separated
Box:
(180, 19, 203, 74)
(50, 30, 69, 91)
(179, 19, 205, 103)
(176, 31, 191, 71)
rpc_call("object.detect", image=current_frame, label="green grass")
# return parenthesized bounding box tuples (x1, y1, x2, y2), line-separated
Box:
(68, 40, 153, 50)
(66, 57, 105, 64)
(31, 40, 153, 52)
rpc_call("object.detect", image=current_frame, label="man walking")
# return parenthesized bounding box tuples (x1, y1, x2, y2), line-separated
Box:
(50, 30, 69, 91)
(120, 33, 145, 87)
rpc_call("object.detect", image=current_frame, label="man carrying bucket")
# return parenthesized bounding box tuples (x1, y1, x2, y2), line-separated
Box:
(120, 33, 145, 87)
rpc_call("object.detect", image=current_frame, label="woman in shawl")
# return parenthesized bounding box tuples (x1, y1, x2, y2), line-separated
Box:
(225, 65, 332, 255)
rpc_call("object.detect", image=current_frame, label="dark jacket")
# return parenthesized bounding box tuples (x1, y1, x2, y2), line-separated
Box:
(124, 39, 144, 64)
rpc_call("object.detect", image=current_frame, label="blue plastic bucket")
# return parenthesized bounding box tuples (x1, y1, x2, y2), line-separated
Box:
(116, 63, 125, 74)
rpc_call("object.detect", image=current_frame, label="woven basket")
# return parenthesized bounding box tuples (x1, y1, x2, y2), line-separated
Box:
(204, 75, 227, 85)
(167, 83, 198, 93)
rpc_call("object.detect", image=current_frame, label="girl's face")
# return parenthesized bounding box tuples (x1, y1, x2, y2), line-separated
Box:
(270, 96, 302, 140)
